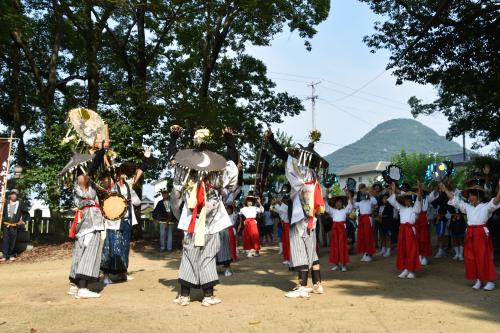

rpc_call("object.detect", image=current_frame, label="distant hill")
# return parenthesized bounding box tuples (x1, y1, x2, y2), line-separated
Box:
(325, 118, 463, 172)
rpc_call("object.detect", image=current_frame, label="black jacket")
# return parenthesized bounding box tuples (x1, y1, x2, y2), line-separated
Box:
(152, 200, 172, 222)
(2, 200, 29, 224)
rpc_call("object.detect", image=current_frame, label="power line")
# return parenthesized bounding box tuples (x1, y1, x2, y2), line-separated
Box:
(317, 98, 373, 127)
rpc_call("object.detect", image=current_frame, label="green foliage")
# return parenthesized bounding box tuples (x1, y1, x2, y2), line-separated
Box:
(359, 1, 499, 148)
(0, 0, 330, 209)
(390, 149, 442, 187)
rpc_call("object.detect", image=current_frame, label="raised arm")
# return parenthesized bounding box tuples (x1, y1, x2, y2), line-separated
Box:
(133, 147, 152, 185)
(223, 128, 239, 164)
(387, 182, 402, 211)
(265, 129, 288, 162)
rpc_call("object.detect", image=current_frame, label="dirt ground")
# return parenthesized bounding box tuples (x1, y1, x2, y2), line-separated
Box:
(1, 243, 499, 333)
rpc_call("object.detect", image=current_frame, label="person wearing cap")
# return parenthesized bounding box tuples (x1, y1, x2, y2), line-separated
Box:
(388, 182, 423, 279)
(266, 129, 327, 299)
(240, 196, 264, 258)
(1, 189, 28, 262)
(439, 179, 500, 291)
(273, 194, 291, 266)
(326, 188, 353, 272)
(354, 184, 378, 262)
(153, 189, 174, 252)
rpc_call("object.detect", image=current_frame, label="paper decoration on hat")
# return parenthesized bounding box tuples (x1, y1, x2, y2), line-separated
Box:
(66, 107, 107, 147)
(383, 164, 403, 183)
(346, 177, 357, 192)
(323, 172, 338, 188)
(425, 160, 455, 183)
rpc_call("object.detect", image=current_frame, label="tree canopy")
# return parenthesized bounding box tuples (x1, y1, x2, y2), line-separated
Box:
(359, 0, 499, 149)
(0, 0, 330, 208)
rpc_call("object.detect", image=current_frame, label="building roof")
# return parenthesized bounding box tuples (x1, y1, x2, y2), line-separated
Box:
(338, 161, 390, 176)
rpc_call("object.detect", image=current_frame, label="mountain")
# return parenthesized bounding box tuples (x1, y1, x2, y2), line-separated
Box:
(324, 118, 463, 172)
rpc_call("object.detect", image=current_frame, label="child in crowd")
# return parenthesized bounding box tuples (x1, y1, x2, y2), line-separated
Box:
(326, 189, 353, 272)
(377, 193, 393, 257)
(449, 209, 466, 261)
(261, 203, 274, 245)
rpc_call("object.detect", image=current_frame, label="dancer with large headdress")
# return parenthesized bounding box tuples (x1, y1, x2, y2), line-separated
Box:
(169, 126, 232, 307)
(266, 128, 328, 299)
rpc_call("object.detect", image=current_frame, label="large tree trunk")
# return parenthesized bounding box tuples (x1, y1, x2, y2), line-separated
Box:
(10, 43, 27, 167)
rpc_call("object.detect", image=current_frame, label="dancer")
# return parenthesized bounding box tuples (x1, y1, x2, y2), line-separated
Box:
(354, 184, 377, 262)
(440, 179, 499, 291)
(101, 148, 151, 284)
(240, 196, 264, 257)
(415, 187, 435, 265)
(170, 126, 233, 307)
(68, 174, 105, 299)
(326, 188, 353, 272)
(388, 182, 422, 279)
(266, 129, 327, 299)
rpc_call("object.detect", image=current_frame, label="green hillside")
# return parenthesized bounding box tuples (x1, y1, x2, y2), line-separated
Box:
(325, 118, 463, 172)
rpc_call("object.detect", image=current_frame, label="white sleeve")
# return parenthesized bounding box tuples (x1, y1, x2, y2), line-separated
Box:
(427, 191, 438, 203)
(325, 203, 334, 216)
(413, 198, 422, 214)
(388, 193, 401, 211)
(370, 196, 377, 205)
(447, 196, 468, 214)
(486, 198, 500, 214)
(346, 201, 353, 212)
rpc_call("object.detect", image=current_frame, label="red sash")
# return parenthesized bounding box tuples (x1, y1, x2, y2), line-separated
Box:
(187, 181, 206, 234)
(69, 201, 99, 239)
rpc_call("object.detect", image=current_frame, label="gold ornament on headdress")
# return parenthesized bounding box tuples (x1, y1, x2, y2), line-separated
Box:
(309, 129, 321, 143)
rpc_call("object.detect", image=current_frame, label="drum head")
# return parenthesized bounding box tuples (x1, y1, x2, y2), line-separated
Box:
(102, 193, 128, 221)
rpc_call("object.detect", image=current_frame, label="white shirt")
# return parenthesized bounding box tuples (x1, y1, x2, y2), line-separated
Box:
(273, 202, 289, 223)
(354, 196, 377, 215)
(7, 201, 19, 217)
(448, 197, 500, 226)
(240, 205, 264, 219)
(388, 194, 422, 224)
(326, 202, 353, 222)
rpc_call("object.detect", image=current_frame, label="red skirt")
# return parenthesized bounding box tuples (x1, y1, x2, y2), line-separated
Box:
(228, 227, 237, 262)
(397, 224, 421, 271)
(356, 214, 375, 255)
(282, 222, 291, 261)
(416, 212, 432, 257)
(464, 225, 497, 281)
(243, 219, 261, 251)
(330, 222, 349, 265)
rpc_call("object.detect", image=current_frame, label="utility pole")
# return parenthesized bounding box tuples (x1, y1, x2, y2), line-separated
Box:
(306, 81, 320, 130)
(462, 132, 466, 161)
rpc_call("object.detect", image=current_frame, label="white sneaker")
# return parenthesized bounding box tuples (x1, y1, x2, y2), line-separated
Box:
(0, 258, 6, 262)
(9, 257, 16, 261)
(254, 251, 260, 257)
(312, 283, 324, 294)
(331, 265, 339, 271)
(434, 248, 445, 258)
(285, 286, 310, 298)
(278, 243, 283, 255)
(406, 272, 416, 279)
(103, 276, 113, 285)
(383, 248, 391, 257)
(472, 279, 481, 290)
(67, 284, 78, 295)
(420, 256, 428, 266)
(224, 269, 233, 277)
(201, 296, 222, 307)
(483, 282, 495, 291)
(376, 248, 386, 256)
(458, 246, 464, 261)
(126, 275, 134, 281)
(452, 247, 459, 260)
(398, 269, 409, 278)
(173, 295, 190, 306)
(246, 251, 253, 258)
(360, 254, 367, 262)
(364, 255, 373, 262)
(75, 288, 101, 299)
(341, 265, 348, 272)
(458, 254, 464, 262)
(282, 261, 290, 265)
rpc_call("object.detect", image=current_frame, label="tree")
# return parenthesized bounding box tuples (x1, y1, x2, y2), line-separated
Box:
(390, 149, 442, 186)
(359, 0, 500, 148)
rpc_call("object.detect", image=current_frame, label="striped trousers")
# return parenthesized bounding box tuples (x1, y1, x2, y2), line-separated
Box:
(179, 233, 220, 289)
(216, 228, 233, 265)
(289, 220, 319, 271)
(69, 231, 103, 282)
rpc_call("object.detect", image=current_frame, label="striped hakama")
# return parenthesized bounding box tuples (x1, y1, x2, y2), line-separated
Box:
(289, 220, 319, 271)
(216, 228, 233, 265)
(101, 220, 131, 274)
(69, 231, 103, 282)
(179, 233, 221, 288)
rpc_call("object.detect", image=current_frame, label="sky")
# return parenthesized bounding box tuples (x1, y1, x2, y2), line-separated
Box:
(246, 0, 489, 157)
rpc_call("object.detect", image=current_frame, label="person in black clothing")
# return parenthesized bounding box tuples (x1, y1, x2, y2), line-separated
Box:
(449, 208, 466, 261)
(1, 189, 29, 261)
